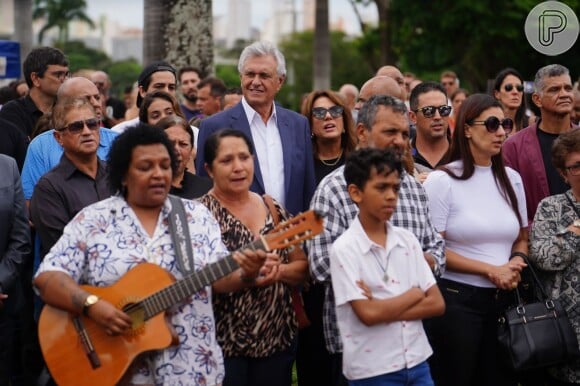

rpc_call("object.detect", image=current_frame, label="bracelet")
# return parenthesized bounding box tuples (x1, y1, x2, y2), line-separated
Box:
(509, 252, 528, 261)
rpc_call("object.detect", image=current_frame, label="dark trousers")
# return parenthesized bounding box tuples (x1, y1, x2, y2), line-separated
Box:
(424, 279, 515, 386)
(296, 283, 333, 386)
(329, 353, 349, 386)
(223, 338, 297, 386)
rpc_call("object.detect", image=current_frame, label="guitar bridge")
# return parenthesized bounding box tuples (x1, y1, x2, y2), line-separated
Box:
(73, 316, 101, 369)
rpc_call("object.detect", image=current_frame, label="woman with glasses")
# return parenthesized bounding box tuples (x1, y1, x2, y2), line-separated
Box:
(423, 94, 528, 386)
(493, 68, 528, 133)
(301, 90, 357, 184)
(529, 128, 580, 386)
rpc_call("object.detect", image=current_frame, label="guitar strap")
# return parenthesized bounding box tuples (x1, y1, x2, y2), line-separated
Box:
(168, 195, 195, 275)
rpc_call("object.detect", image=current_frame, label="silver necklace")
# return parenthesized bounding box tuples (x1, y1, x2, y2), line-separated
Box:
(370, 247, 390, 282)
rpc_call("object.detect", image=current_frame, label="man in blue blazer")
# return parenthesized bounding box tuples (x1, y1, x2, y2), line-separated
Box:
(196, 41, 315, 215)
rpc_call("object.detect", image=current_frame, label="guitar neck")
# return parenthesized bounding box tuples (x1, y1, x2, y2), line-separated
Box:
(140, 238, 266, 319)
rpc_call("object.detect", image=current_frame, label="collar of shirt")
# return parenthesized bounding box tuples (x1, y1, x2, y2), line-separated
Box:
(57, 153, 106, 180)
(350, 216, 407, 255)
(241, 96, 278, 126)
(23, 94, 43, 116)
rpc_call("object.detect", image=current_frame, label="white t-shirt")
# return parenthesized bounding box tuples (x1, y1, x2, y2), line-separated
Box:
(423, 161, 527, 288)
(110, 117, 139, 133)
(330, 217, 436, 380)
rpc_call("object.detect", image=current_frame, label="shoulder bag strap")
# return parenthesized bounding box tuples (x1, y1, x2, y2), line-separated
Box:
(168, 195, 195, 275)
(263, 194, 280, 225)
(564, 192, 580, 217)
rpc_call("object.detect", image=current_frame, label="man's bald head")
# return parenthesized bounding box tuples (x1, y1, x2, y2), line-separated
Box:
(90, 70, 111, 95)
(355, 76, 404, 112)
(58, 77, 103, 119)
(339, 83, 359, 111)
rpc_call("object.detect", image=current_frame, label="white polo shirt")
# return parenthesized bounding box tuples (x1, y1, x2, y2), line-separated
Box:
(330, 217, 436, 380)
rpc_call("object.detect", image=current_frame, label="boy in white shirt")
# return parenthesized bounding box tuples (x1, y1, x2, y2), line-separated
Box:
(330, 148, 445, 385)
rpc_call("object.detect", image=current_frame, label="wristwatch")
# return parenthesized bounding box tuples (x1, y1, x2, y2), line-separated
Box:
(574, 219, 580, 228)
(82, 294, 99, 316)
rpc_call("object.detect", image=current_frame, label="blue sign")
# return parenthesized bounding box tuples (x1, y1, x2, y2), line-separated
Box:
(0, 40, 21, 79)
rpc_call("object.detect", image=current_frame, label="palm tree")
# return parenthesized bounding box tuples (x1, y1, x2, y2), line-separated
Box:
(313, 0, 330, 90)
(144, 0, 213, 76)
(13, 0, 34, 61)
(33, 0, 95, 45)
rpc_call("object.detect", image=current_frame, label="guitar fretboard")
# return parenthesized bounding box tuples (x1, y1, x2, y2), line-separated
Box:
(140, 239, 265, 319)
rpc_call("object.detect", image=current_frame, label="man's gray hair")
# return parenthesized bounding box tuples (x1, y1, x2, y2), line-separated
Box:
(357, 95, 408, 130)
(238, 41, 287, 77)
(534, 64, 569, 94)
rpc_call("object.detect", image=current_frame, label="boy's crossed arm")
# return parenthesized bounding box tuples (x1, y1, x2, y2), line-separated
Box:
(351, 280, 445, 326)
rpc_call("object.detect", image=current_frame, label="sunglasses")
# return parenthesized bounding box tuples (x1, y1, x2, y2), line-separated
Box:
(58, 118, 100, 133)
(415, 105, 452, 118)
(470, 116, 513, 134)
(504, 83, 524, 92)
(312, 106, 344, 120)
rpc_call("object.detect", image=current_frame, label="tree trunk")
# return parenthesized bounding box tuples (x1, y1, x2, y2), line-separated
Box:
(313, 0, 330, 90)
(13, 0, 33, 65)
(374, 0, 392, 66)
(143, 0, 213, 77)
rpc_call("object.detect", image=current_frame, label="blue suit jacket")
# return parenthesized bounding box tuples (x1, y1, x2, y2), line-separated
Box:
(196, 102, 316, 215)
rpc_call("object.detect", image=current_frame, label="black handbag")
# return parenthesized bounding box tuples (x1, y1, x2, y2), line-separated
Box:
(497, 255, 580, 371)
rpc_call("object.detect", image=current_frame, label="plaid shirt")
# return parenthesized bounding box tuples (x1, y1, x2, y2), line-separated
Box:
(306, 166, 445, 354)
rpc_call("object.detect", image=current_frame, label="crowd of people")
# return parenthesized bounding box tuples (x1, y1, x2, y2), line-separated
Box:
(0, 41, 578, 386)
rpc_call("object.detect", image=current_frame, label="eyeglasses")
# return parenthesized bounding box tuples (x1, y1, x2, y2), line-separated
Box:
(57, 118, 100, 133)
(414, 105, 452, 118)
(504, 83, 524, 92)
(470, 116, 513, 134)
(49, 70, 71, 81)
(312, 106, 344, 120)
(565, 162, 580, 176)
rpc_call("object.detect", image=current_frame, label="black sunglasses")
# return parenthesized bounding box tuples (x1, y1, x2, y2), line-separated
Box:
(470, 116, 513, 134)
(504, 83, 524, 92)
(312, 106, 344, 120)
(415, 105, 452, 118)
(58, 118, 100, 133)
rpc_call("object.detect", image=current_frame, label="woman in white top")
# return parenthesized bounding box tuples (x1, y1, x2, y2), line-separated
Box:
(423, 94, 528, 386)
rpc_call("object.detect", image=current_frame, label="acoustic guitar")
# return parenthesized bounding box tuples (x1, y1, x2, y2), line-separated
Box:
(38, 210, 323, 386)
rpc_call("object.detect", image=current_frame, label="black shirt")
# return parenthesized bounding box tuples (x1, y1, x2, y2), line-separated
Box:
(0, 95, 44, 139)
(30, 155, 111, 258)
(536, 127, 570, 195)
(314, 154, 345, 185)
(0, 117, 28, 171)
(169, 171, 212, 199)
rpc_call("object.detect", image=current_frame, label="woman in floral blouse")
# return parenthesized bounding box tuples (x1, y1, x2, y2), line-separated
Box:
(530, 128, 580, 385)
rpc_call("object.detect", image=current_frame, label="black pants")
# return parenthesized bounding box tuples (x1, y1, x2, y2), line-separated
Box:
(296, 283, 333, 386)
(424, 279, 515, 386)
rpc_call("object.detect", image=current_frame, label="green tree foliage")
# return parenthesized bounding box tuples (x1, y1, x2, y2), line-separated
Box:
(278, 30, 372, 110)
(216, 64, 241, 88)
(55, 41, 111, 73)
(33, 0, 95, 45)
(106, 60, 143, 99)
(353, 0, 580, 91)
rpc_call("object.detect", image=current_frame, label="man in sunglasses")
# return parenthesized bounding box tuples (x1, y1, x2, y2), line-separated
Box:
(0, 47, 69, 139)
(409, 82, 451, 181)
(503, 64, 577, 225)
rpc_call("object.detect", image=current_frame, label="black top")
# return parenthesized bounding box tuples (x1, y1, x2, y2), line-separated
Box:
(169, 171, 212, 199)
(314, 154, 346, 185)
(0, 95, 44, 139)
(536, 126, 570, 195)
(0, 117, 28, 171)
(30, 155, 111, 258)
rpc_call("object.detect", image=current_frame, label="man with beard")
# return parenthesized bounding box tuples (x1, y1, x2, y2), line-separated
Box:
(178, 66, 203, 122)
(409, 82, 451, 181)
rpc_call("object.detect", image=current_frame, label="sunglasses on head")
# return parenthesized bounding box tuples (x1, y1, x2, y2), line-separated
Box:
(58, 118, 100, 133)
(470, 116, 513, 134)
(312, 105, 344, 120)
(415, 105, 452, 118)
(503, 83, 524, 92)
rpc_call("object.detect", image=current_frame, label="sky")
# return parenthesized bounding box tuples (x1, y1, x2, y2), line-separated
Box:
(85, 0, 378, 35)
